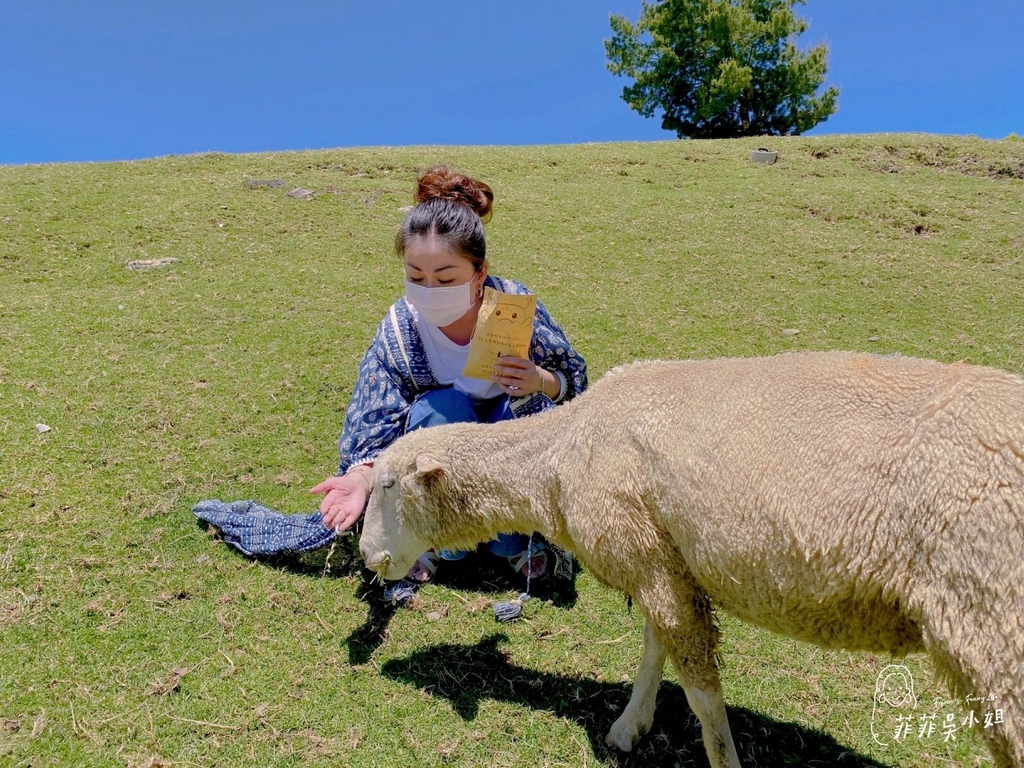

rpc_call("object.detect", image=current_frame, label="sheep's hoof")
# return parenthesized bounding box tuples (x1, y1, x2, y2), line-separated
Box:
(605, 718, 646, 752)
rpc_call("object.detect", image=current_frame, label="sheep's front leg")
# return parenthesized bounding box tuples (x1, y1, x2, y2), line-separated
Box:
(606, 620, 666, 751)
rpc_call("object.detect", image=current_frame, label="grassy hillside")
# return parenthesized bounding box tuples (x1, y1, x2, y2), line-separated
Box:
(1, 134, 1022, 767)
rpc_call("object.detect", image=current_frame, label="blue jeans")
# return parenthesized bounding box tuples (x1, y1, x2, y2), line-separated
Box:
(406, 388, 527, 560)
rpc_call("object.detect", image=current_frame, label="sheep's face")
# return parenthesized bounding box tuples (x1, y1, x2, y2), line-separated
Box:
(358, 451, 441, 581)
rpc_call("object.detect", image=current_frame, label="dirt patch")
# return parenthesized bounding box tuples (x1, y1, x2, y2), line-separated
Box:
(862, 142, 1024, 180)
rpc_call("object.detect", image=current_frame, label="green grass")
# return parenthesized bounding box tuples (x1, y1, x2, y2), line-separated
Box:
(2, 133, 1022, 767)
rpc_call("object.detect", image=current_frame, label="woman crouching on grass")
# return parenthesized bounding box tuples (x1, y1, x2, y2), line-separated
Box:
(311, 165, 587, 604)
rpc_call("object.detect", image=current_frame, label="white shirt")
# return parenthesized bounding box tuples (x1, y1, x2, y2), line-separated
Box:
(413, 308, 506, 401)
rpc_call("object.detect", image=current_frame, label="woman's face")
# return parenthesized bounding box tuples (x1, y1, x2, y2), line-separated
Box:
(403, 235, 486, 290)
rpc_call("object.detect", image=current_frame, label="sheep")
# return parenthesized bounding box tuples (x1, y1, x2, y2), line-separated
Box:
(358, 350, 1024, 768)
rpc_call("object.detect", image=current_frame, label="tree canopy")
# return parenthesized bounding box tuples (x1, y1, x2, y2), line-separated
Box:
(606, 0, 839, 139)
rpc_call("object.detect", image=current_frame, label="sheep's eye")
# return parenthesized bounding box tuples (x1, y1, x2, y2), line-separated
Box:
(381, 477, 395, 489)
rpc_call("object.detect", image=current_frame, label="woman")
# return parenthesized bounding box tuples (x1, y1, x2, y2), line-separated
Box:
(311, 165, 587, 597)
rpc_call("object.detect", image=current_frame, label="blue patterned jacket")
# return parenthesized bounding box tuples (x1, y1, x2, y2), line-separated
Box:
(336, 275, 588, 473)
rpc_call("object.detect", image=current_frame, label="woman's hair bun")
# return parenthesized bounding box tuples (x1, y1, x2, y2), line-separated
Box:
(414, 165, 494, 220)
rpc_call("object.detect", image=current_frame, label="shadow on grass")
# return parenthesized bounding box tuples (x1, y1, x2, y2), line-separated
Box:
(248, 530, 579, 609)
(343, 549, 580, 666)
(275, 535, 583, 667)
(231, 533, 400, 665)
(194, 518, 400, 663)
(195, 519, 580, 665)
(379, 634, 892, 768)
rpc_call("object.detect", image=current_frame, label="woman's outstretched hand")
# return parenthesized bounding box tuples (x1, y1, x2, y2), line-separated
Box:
(310, 472, 369, 532)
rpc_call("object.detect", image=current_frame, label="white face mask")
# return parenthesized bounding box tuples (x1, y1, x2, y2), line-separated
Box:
(404, 279, 477, 327)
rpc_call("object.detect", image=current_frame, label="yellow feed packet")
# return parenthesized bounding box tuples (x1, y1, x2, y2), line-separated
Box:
(462, 287, 537, 380)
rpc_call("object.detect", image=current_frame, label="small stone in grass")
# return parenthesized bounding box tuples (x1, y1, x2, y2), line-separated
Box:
(127, 258, 178, 270)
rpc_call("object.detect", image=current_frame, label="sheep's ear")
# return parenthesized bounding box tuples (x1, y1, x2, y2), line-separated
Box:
(415, 453, 446, 479)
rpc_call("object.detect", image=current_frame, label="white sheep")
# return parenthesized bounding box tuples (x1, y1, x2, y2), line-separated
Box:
(358, 351, 1024, 768)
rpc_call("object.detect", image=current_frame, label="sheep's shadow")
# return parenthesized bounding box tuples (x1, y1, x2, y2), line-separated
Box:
(380, 634, 892, 768)
(196, 523, 579, 665)
(310, 541, 578, 666)
(193, 520, 399, 663)
(267, 534, 401, 665)
(246, 527, 579, 609)
(422, 547, 580, 607)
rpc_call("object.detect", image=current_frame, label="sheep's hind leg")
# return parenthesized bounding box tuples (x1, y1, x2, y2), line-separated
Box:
(606, 619, 666, 751)
(654, 568, 742, 768)
(676, 675, 742, 768)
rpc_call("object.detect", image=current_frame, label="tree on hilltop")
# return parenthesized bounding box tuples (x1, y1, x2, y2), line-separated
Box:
(606, 0, 839, 139)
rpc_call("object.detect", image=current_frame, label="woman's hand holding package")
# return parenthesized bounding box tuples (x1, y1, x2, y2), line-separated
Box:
(492, 356, 557, 398)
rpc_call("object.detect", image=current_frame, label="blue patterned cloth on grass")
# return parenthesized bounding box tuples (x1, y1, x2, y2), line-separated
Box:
(193, 499, 337, 556)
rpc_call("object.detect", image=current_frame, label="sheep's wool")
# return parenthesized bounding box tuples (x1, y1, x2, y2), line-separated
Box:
(360, 351, 1024, 768)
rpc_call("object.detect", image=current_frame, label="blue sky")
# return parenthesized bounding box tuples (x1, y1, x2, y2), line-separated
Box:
(1, 1, 1021, 165)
